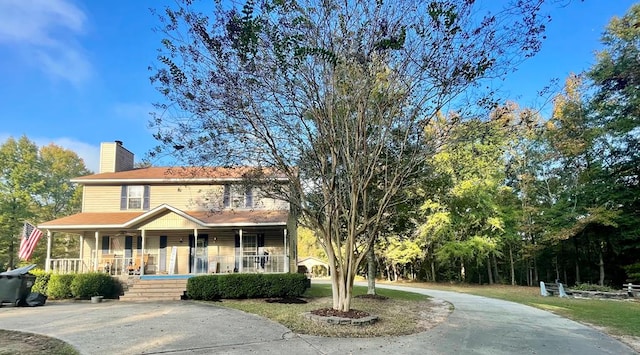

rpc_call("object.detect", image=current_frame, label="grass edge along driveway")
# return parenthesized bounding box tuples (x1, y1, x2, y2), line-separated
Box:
(386, 281, 640, 338)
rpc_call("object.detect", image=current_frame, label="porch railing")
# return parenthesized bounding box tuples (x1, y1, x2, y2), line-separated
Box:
(50, 254, 287, 274)
(49, 259, 90, 274)
(209, 254, 286, 274)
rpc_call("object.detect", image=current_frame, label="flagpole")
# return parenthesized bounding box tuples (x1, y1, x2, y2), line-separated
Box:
(45, 230, 52, 272)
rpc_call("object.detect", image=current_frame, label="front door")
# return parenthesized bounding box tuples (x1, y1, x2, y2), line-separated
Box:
(190, 235, 208, 274)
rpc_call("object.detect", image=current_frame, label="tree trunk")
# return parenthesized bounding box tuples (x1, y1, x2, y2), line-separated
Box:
(487, 257, 494, 285)
(329, 262, 356, 312)
(367, 242, 376, 295)
(431, 261, 436, 282)
(326, 237, 358, 312)
(509, 246, 515, 286)
(573, 236, 581, 284)
(492, 253, 501, 284)
(598, 250, 605, 286)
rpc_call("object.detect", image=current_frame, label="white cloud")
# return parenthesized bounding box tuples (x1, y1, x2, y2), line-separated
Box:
(0, 0, 90, 85)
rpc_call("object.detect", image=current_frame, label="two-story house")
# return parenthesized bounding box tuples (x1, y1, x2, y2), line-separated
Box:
(38, 141, 298, 277)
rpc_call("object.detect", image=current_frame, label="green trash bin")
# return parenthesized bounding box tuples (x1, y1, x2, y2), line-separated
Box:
(0, 264, 37, 307)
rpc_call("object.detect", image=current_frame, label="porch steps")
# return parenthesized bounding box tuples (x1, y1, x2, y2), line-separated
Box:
(119, 279, 188, 301)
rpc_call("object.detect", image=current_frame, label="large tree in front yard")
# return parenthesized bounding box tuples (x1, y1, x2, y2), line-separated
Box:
(150, 0, 550, 311)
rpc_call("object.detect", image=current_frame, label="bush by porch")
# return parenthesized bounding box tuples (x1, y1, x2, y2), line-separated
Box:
(30, 270, 123, 300)
(186, 273, 310, 300)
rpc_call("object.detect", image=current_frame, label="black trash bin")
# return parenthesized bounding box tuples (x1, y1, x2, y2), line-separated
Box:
(0, 264, 37, 307)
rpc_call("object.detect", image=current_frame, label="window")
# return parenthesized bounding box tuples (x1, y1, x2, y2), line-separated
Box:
(128, 186, 143, 209)
(223, 185, 253, 209)
(121, 185, 150, 210)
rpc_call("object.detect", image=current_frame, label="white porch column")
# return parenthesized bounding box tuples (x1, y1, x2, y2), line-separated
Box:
(79, 235, 84, 271)
(284, 228, 289, 273)
(239, 229, 243, 273)
(140, 230, 146, 276)
(45, 230, 52, 272)
(94, 232, 99, 271)
(192, 229, 198, 274)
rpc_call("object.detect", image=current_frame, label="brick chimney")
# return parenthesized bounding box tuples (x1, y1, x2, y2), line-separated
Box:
(99, 141, 134, 173)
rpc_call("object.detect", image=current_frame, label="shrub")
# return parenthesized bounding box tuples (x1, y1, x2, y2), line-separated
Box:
(187, 275, 221, 300)
(47, 274, 75, 299)
(186, 273, 310, 300)
(70, 273, 121, 299)
(624, 263, 640, 283)
(571, 283, 617, 293)
(30, 269, 51, 295)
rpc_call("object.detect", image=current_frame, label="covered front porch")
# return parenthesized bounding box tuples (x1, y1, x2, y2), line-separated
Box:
(46, 227, 291, 276)
(39, 205, 296, 276)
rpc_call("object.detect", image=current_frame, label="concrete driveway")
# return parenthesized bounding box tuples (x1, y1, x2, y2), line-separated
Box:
(0, 283, 635, 354)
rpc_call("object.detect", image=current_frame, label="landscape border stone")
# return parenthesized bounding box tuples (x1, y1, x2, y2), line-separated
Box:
(303, 312, 379, 326)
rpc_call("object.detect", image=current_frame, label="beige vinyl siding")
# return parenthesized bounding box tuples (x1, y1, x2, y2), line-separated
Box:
(139, 211, 200, 229)
(82, 184, 289, 212)
(99, 143, 116, 174)
(82, 185, 122, 212)
(151, 184, 225, 211)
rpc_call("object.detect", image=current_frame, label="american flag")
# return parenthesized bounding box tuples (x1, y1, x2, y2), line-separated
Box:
(18, 222, 44, 261)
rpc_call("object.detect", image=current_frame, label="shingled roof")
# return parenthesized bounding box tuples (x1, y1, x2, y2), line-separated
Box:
(39, 206, 289, 230)
(72, 166, 290, 184)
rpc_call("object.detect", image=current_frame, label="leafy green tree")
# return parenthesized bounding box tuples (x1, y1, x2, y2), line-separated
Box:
(419, 115, 514, 283)
(0, 137, 43, 268)
(150, 0, 549, 310)
(498, 103, 546, 286)
(297, 227, 326, 260)
(0, 137, 89, 268)
(38, 144, 90, 260)
(586, 4, 640, 284)
(542, 75, 622, 286)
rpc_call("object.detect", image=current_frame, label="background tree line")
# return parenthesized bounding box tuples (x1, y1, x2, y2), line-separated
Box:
(366, 5, 640, 287)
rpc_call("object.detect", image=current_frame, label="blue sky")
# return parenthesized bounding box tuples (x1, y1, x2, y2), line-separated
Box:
(0, 0, 636, 172)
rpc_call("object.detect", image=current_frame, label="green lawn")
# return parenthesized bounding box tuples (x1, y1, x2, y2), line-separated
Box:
(389, 282, 640, 337)
(217, 284, 436, 337)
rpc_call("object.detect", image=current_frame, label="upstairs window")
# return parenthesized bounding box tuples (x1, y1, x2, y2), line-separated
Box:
(128, 186, 143, 209)
(121, 185, 150, 210)
(223, 185, 253, 209)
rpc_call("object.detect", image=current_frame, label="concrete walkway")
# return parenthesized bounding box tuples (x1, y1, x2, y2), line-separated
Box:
(0, 283, 635, 354)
